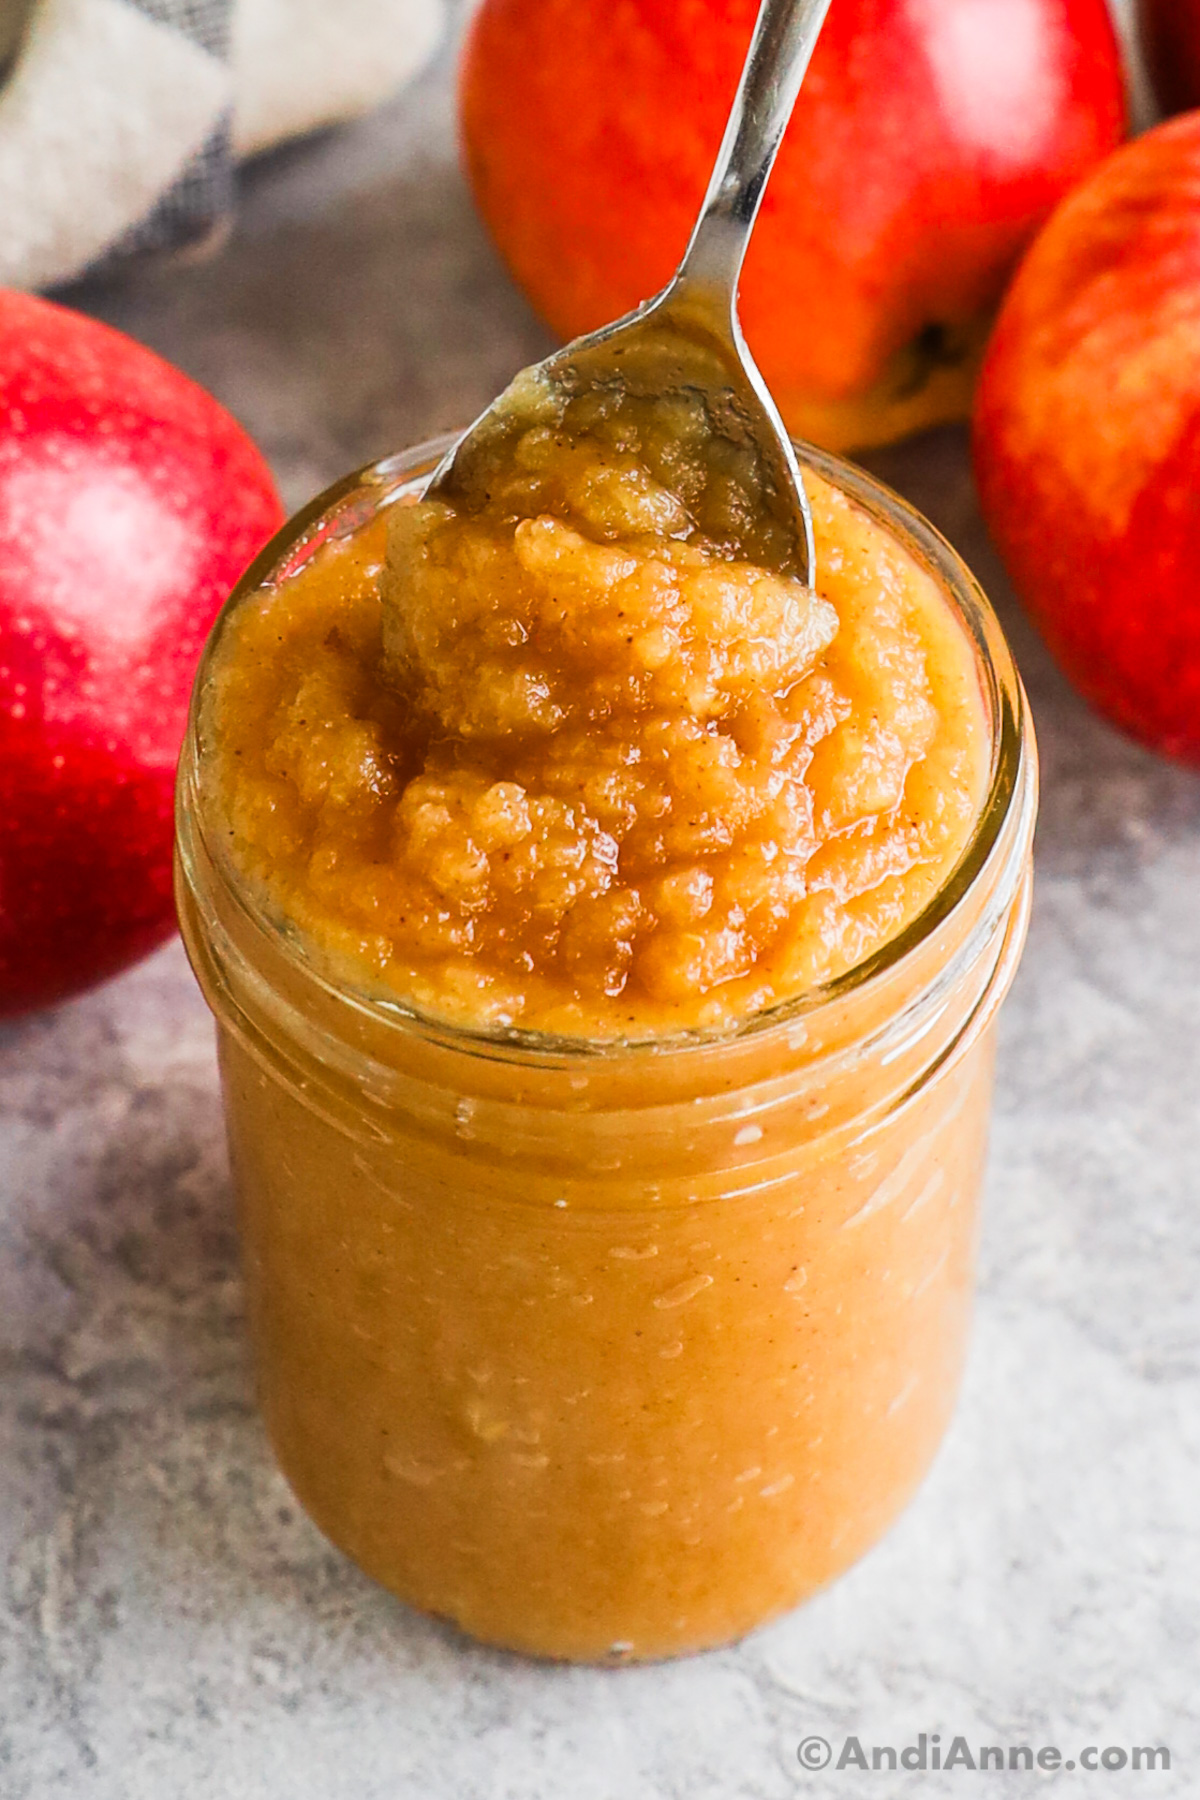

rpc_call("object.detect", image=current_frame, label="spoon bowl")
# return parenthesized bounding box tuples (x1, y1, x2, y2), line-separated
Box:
(426, 0, 834, 586)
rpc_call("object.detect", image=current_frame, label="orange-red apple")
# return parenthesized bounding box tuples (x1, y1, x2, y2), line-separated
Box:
(461, 0, 1127, 451)
(973, 114, 1200, 764)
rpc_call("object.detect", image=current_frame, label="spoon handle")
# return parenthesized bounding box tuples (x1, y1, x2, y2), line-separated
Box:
(676, 0, 834, 316)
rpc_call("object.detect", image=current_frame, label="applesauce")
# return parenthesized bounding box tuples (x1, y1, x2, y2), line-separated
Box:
(200, 389, 989, 1038)
(176, 434, 1036, 1661)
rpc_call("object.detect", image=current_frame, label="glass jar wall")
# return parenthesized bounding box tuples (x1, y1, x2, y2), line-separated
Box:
(176, 438, 1036, 1662)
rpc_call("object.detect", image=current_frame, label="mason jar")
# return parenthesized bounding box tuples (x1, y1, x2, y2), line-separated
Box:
(175, 436, 1037, 1663)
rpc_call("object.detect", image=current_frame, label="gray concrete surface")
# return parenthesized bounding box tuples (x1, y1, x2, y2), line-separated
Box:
(2, 11, 1198, 1796)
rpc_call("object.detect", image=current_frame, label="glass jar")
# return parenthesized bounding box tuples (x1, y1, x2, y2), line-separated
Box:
(175, 436, 1037, 1663)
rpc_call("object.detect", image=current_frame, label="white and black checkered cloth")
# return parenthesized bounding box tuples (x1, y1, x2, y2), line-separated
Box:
(93, 0, 234, 273)
(0, 0, 443, 291)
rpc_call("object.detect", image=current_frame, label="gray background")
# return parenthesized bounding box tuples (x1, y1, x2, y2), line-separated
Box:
(2, 4, 1197, 1795)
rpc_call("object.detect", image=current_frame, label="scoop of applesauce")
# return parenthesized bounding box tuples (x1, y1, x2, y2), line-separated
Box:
(206, 393, 988, 1037)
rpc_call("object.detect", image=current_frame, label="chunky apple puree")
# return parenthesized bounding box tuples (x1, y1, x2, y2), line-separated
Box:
(205, 404, 988, 1037)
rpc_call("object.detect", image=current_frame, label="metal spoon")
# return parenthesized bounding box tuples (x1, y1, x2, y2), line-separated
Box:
(425, 0, 834, 586)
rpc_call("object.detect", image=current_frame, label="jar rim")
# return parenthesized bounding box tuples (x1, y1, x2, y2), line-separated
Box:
(178, 432, 1034, 1065)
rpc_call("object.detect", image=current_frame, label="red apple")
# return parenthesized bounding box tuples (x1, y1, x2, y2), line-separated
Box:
(1139, 0, 1200, 114)
(973, 114, 1200, 764)
(0, 291, 283, 1016)
(461, 0, 1128, 451)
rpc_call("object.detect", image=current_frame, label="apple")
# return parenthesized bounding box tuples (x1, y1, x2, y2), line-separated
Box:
(0, 291, 283, 1016)
(460, 0, 1128, 451)
(973, 114, 1200, 764)
(1139, 0, 1200, 114)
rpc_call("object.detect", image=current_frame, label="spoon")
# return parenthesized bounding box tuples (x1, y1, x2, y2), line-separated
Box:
(425, 0, 834, 586)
